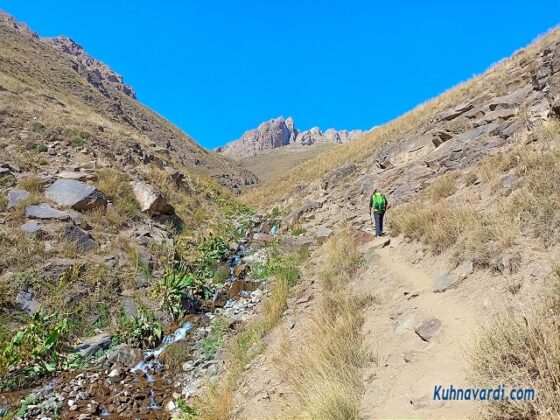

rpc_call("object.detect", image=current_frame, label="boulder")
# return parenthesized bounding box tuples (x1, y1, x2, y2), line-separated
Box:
(74, 332, 112, 358)
(25, 204, 71, 220)
(21, 220, 48, 238)
(285, 201, 323, 225)
(437, 102, 473, 121)
(280, 236, 313, 252)
(106, 343, 139, 367)
(394, 314, 416, 334)
(15, 290, 41, 314)
(315, 226, 333, 242)
(7, 188, 29, 209)
(415, 318, 442, 342)
(45, 179, 107, 210)
(131, 181, 173, 214)
(433, 272, 461, 293)
(63, 223, 96, 252)
(322, 163, 357, 190)
(501, 173, 519, 189)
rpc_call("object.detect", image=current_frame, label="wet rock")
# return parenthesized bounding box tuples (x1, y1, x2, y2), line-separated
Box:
(7, 188, 29, 209)
(26, 203, 71, 220)
(415, 318, 442, 342)
(74, 332, 112, 357)
(46, 179, 107, 211)
(106, 343, 140, 367)
(16, 290, 41, 314)
(131, 180, 173, 214)
(63, 223, 96, 252)
(321, 163, 357, 190)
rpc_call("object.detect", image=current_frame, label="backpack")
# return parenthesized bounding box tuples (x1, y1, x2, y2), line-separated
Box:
(371, 192, 387, 212)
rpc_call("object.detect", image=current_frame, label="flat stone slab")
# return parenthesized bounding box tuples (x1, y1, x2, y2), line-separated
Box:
(434, 261, 474, 292)
(370, 236, 391, 250)
(394, 314, 416, 334)
(20, 220, 48, 238)
(46, 179, 107, 210)
(415, 317, 442, 342)
(7, 188, 29, 209)
(74, 332, 112, 358)
(25, 203, 71, 220)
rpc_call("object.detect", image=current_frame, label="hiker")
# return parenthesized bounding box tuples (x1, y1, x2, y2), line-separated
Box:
(369, 188, 388, 237)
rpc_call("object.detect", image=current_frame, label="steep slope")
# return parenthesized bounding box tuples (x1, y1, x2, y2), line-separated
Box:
(217, 116, 365, 159)
(0, 10, 257, 192)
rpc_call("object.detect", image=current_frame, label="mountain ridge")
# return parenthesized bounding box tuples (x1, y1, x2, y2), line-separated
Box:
(217, 115, 367, 159)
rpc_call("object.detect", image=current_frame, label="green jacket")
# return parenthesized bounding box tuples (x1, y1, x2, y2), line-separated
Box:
(370, 192, 387, 213)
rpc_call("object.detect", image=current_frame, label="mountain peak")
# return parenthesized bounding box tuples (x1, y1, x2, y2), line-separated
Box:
(217, 116, 365, 159)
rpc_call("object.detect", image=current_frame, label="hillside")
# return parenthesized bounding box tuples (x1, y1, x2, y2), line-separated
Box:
(0, 11, 261, 418)
(217, 116, 365, 160)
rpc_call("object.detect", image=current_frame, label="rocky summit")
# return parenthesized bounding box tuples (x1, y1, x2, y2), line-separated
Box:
(217, 116, 366, 159)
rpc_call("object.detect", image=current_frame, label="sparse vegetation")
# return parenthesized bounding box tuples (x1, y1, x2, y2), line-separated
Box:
(117, 307, 162, 348)
(277, 227, 368, 419)
(470, 274, 560, 419)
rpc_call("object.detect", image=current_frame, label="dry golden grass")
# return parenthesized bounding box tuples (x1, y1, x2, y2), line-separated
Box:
(469, 274, 560, 419)
(18, 175, 45, 193)
(426, 172, 460, 201)
(242, 28, 560, 209)
(274, 227, 368, 420)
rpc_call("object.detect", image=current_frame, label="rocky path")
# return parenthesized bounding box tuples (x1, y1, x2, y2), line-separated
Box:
(355, 238, 500, 419)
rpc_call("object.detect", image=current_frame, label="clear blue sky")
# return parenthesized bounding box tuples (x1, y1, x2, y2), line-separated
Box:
(2, 1, 559, 149)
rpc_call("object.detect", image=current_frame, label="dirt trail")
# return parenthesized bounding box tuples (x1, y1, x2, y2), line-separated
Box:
(233, 232, 511, 419)
(355, 238, 503, 419)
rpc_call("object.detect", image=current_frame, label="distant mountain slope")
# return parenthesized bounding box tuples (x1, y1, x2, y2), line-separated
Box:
(0, 9, 257, 192)
(217, 116, 366, 159)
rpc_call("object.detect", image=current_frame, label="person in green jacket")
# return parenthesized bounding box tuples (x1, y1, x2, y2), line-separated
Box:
(369, 188, 388, 237)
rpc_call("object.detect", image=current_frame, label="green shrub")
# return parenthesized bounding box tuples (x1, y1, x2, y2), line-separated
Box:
(117, 307, 162, 348)
(30, 122, 44, 132)
(0, 311, 77, 390)
(35, 144, 48, 153)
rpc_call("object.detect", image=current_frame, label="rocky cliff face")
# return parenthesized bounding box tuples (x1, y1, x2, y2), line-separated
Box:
(0, 10, 136, 99)
(217, 116, 365, 159)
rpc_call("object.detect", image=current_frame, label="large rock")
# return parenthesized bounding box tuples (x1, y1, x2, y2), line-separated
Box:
(415, 318, 442, 342)
(131, 181, 173, 214)
(7, 189, 29, 209)
(285, 201, 323, 225)
(21, 220, 48, 238)
(63, 223, 96, 252)
(25, 204, 71, 220)
(45, 179, 107, 211)
(105, 343, 139, 367)
(16, 290, 41, 314)
(433, 272, 461, 293)
(280, 236, 313, 252)
(322, 163, 357, 190)
(74, 332, 112, 358)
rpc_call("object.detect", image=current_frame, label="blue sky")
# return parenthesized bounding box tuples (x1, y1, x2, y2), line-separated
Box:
(2, 1, 560, 149)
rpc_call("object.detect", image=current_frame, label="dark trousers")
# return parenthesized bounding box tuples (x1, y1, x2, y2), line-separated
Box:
(373, 211, 385, 236)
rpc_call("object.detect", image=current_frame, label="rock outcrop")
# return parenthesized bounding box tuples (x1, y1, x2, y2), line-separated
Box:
(217, 116, 366, 159)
